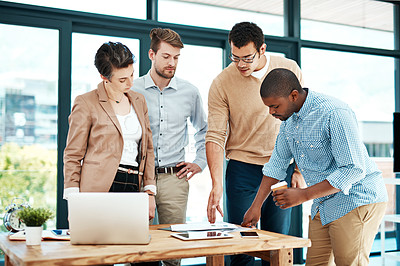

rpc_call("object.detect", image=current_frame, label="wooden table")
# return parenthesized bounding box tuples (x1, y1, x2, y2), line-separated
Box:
(0, 225, 311, 266)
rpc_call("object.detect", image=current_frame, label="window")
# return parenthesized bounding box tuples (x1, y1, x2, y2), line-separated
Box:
(301, 48, 394, 123)
(1, 1, 398, 264)
(159, 0, 284, 36)
(0, 24, 59, 231)
(301, 0, 394, 49)
(3, 0, 147, 20)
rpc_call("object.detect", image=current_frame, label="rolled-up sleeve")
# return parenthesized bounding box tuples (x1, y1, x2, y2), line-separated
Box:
(325, 109, 365, 194)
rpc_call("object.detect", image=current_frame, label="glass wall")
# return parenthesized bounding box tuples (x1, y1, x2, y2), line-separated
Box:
(2, 0, 147, 20)
(159, 0, 284, 36)
(0, 1, 398, 264)
(0, 23, 59, 231)
(301, 0, 394, 49)
(301, 49, 394, 122)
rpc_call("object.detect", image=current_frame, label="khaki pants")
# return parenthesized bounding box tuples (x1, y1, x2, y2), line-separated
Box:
(155, 172, 189, 266)
(306, 202, 387, 266)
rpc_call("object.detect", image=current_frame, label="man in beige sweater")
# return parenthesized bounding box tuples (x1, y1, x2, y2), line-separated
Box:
(206, 22, 304, 266)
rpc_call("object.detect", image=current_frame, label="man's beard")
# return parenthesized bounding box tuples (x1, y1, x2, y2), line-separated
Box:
(155, 66, 175, 79)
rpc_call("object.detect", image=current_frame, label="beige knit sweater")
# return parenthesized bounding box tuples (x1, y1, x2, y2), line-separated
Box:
(206, 55, 303, 165)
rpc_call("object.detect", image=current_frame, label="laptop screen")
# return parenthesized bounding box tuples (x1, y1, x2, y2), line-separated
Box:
(67, 192, 150, 245)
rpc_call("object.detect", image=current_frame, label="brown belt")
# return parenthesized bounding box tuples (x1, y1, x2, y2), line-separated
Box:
(118, 166, 140, 175)
(155, 166, 184, 174)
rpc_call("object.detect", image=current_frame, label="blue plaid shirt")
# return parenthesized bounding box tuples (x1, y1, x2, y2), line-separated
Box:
(263, 89, 388, 225)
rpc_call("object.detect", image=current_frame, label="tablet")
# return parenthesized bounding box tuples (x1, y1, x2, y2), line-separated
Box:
(171, 231, 234, 241)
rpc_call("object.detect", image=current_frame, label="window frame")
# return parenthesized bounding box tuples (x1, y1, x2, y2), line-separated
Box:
(0, 1, 399, 264)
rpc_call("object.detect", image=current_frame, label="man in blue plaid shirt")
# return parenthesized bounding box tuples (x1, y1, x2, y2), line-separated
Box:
(242, 68, 388, 265)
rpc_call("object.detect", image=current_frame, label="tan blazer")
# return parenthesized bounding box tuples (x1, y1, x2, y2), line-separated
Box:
(63, 82, 155, 192)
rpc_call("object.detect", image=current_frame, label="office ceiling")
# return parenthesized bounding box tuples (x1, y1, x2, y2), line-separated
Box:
(175, 0, 394, 31)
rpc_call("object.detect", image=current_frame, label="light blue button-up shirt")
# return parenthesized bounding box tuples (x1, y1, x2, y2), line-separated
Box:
(132, 72, 207, 170)
(263, 89, 388, 225)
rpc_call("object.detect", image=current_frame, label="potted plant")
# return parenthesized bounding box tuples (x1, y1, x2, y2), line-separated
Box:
(17, 207, 54, 245)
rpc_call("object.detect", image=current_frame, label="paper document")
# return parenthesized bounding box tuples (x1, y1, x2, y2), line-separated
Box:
(8, 230, 70, 241)
(170, 222, 237, 232)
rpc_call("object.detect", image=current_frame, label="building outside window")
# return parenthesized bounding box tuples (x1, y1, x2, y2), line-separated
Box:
(0, 24, 58, 229)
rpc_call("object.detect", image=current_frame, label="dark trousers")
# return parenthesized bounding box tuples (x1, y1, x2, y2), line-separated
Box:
(109, 165, 160, 266)
(226, 160, 294, 266)
(109, 164, 140, 193)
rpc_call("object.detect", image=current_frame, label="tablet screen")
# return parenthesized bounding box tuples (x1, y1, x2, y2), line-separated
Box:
(171, 231, 234, 241)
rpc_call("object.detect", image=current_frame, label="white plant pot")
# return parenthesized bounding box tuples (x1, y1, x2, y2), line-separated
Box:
(25, 226, 43, 245)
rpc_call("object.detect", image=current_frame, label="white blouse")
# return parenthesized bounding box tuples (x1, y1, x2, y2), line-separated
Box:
(116, 105, 142, 167)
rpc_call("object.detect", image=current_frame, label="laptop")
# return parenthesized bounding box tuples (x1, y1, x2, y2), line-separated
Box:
(67, 192, 150, 245)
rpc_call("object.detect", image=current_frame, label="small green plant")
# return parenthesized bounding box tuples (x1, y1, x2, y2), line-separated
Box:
(16, 207, 54, 227)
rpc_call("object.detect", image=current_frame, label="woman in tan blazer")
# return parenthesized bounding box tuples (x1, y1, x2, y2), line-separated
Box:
(63, 42, 156, 219)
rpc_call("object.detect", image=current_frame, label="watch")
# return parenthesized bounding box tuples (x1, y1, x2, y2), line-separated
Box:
(3, 198, 30, 232)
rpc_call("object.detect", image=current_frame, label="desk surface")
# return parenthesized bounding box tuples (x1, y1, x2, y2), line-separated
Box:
(0, 225, 311, 266)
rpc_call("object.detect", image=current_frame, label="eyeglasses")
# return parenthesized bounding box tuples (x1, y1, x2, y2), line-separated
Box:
(229, 51, 258, 63)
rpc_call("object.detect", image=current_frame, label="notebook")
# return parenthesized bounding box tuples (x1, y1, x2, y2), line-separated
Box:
(67, 192, 150, 245)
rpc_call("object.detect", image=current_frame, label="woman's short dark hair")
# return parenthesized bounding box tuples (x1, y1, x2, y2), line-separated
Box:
(94, 42, 134, 79)
(228, 22, 264, 51)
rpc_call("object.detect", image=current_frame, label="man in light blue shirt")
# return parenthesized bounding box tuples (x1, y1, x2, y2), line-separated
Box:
(242, 68, 387, 265)
(132, 28, 207, 266)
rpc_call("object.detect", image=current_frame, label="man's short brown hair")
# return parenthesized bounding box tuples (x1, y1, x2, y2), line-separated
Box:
(149, 28, 184, 53)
